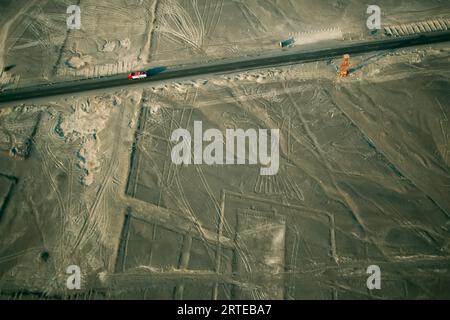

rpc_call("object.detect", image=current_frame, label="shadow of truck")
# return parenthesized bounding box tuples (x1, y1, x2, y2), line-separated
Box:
(146, 66, 167, 76)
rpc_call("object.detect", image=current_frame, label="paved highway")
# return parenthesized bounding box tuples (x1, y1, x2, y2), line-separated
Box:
(1, 31, 449, 104)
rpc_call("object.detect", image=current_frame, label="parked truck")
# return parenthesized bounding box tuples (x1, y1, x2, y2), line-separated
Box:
(279, 37, 295, 48)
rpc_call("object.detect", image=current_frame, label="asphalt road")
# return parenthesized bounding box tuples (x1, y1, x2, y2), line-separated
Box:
(1, 31, 450, 104)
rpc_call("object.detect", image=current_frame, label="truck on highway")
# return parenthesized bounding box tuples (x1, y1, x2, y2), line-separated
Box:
(128, 71, 148, 80)
(128, 67, 167, 80)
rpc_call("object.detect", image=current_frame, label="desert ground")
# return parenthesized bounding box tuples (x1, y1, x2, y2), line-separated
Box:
(0, 0, 449, 299)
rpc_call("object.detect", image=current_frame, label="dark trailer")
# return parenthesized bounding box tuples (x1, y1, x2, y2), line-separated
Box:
(279, 37, 295, 48)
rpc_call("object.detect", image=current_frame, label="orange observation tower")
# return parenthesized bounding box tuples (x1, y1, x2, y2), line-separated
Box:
(339, 54, 351, 77)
